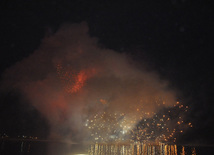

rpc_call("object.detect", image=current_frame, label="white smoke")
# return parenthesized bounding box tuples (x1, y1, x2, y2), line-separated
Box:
(1, 22, 177, 142)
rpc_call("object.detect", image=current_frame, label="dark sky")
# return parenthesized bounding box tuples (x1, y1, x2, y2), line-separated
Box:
(0, 0, 213, 144)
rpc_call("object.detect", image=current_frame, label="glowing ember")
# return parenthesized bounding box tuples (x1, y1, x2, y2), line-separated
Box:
(56, 62, 96, 93)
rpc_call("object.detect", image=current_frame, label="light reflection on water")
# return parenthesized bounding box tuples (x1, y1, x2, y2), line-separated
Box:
(0, 141, 199, 155)
(87, 143, 196, 155)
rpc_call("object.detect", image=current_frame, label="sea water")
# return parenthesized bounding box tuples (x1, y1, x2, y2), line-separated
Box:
(0, 140, 213, 155)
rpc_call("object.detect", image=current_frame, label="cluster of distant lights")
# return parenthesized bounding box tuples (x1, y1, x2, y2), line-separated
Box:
(84, 101, 192, 143)
(0, 134, 38, 140)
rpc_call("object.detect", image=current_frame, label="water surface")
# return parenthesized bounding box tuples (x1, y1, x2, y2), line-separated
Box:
(0, 140, 213, 155)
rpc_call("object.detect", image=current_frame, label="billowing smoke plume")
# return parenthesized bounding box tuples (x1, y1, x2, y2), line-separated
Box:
(1, 22, 177, 142)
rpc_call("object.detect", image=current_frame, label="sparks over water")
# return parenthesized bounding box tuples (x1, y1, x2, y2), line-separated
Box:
(1, 22, 191, 143)
(83, 100, 191, 143)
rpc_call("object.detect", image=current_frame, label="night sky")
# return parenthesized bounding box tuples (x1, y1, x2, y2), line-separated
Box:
(0, 0, 213, 145)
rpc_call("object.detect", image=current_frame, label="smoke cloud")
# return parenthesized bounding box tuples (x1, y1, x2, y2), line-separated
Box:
(1, 22, 177, 142)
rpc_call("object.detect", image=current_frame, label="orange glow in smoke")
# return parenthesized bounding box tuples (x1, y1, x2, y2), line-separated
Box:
(70, 70, 87, 93)
(100, 99, 107, 104)
(56, 62, 96, 94)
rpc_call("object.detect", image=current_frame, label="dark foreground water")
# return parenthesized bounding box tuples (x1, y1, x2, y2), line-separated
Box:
(0, 140, 213, 155)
